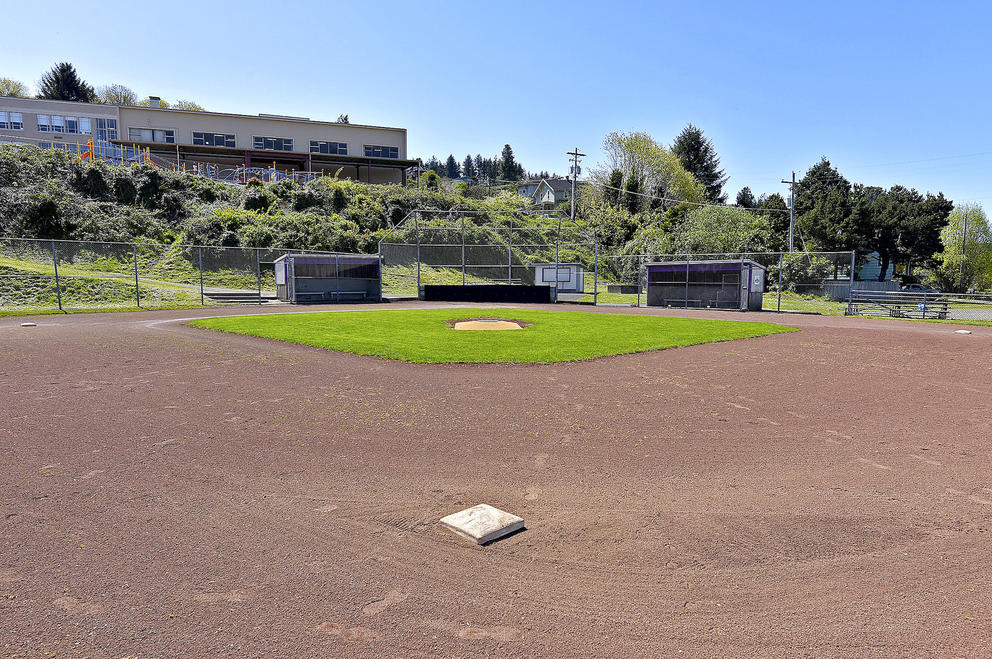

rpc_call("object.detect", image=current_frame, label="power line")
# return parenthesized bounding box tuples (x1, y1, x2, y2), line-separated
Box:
(592, 181, 792, 214)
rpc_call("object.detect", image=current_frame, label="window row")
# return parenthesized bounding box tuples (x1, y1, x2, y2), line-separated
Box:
(310, 140, 347, 155)
(0, 111, 24, 130)
(192, 131, 236, 147)
(37, 114, 92, 134)
(128, 127, 175, 144)
(364, 145, 398, 159)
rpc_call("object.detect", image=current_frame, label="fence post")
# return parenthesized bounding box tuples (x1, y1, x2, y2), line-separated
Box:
(51, 240, 63, 312)
(777, 253, 784, 313)
(847, 250, 856, 316)
(199, 247, 205, 305)
(256, 248, 262, 305)
(133, 243, 141, 308)
(636, 256, 641, 308)
(593, 241, 598, 305)
(415, 217, 421, 296)
(684, 255, 690, 308)
(507, 216, 513, 284)
(740, 252, 747, 312)
(377, 243, 383, 302)
(461, 216, 466, 286)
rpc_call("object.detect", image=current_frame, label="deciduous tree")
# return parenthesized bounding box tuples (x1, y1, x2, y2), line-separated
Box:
(0, 78, 29, 97)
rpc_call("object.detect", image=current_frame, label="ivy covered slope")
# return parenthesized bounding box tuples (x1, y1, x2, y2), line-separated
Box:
(0, 145, 530, 252)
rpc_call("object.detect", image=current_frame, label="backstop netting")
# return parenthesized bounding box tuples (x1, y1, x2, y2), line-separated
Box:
(378, 210, 599, 299)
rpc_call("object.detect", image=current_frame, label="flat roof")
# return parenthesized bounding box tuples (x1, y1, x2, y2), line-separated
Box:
(0, 96, 406, 132)
(645, 259, 766, 268)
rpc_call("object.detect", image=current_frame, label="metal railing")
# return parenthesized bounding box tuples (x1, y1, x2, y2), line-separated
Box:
(848, 290, 992, 321)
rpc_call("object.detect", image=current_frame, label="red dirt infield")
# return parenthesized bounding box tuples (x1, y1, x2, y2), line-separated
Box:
(1, 303, 990, 656)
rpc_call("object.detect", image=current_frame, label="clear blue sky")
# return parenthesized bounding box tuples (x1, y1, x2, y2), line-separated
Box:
(3, 0, 989, 204)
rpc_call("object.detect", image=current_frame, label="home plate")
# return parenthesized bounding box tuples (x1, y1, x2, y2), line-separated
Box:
(440, 504, 524, 545)
(20, 322, 37, 327)
(955, 329, 972, 334)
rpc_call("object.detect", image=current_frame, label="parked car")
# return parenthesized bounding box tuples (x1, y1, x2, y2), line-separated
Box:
(901, 283, 941, 294)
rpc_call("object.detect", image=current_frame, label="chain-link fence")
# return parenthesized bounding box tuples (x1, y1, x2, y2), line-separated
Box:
(379, 210, 599, 300)
(0, 237, 353, 312)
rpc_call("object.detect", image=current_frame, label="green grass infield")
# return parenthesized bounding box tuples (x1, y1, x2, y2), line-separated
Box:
(189, 308, 796, 364)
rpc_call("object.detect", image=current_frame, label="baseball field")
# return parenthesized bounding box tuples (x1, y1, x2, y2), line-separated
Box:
(2, 303, 990, 656)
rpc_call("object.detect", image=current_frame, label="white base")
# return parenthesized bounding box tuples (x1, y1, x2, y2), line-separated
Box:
(440, 504, 524, 545)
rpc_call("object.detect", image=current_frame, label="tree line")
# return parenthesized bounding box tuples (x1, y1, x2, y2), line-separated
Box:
(1, 62, 206, 111)
(421, 144, 554, 182)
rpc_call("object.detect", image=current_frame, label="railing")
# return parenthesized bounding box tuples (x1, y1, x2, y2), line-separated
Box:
(848, 290, 992, 321)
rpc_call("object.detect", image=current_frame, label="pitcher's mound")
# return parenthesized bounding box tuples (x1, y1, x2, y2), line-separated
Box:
(447, 318, 531, 331)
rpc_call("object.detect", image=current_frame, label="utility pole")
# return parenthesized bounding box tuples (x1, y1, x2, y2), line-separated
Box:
(566, 147, 586, 223)
(781, 172, 796, 251)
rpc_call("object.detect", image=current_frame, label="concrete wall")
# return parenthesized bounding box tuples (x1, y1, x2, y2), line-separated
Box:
(0, 97, 117, 146)
(0, 97, 407, 160)
(118, 106, 406, 157)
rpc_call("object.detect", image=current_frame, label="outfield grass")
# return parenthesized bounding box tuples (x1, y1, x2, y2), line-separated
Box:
(189, 308, 796, 363)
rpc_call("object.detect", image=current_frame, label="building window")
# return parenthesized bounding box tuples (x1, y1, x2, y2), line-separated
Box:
(128, 127, 175, 143)
(253, 136, 293, 151)
(96, 118, 117, 141)
(363, 144, 399, 159)
(37, 114, 94, 134)
(0, 111, 24, 130)
(309, 140, 348, 155)
(192, 132, 236, 147)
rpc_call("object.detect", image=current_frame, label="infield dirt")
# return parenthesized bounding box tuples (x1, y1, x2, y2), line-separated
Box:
(1, 302, 990, 656)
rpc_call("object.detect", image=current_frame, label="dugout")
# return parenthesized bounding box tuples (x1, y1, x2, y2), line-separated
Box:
(274, 254, 381, 304)
(533, 263, 585, 293)
(645, 260, 766, 311)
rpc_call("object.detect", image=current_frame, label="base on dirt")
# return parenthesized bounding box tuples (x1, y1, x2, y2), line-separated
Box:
(440, 504, 524, 544)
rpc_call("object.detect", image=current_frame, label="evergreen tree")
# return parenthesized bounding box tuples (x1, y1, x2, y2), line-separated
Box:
(736, 187, 757, 209)
(604, 169, 623, 207)
(474, 154, 484, 178)
(499, 144, 523, 181)
(462, 154, 477, 178)
(445, 154, 460, 178)
(624, 176, 641, 215)
(37, 62, 95, 102)
(424, 156, 444, 176)
(672, 124, 728, 203)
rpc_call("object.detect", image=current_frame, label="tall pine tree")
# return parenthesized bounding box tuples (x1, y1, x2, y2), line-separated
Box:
(37, 62, 95, 102)
(672, 124, 728, 203)
(499, 144, 523, 181)
(462, 154, 476, 178)
(444, 154, 460, 178)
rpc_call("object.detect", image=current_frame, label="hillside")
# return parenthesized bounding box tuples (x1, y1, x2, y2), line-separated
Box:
(0, 144, 532, 253)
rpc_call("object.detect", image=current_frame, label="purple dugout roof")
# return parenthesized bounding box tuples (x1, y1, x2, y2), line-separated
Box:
(276, 254, 379, 266)
(645, 259, 764, 273)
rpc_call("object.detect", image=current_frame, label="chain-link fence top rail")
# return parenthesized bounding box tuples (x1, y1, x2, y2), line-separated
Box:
(0, 237, 362, 311)
(378, 209, 598, 297)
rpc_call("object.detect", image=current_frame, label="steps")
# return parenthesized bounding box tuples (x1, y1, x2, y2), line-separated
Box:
(203, 291, 278, 304)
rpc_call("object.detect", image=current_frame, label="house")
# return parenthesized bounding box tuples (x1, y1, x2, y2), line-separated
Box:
(517, 178, 575, 205)
(0, 96, 416, 183)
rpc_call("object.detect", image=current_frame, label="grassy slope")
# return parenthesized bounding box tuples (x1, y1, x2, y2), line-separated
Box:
(189, 308, 795, 363)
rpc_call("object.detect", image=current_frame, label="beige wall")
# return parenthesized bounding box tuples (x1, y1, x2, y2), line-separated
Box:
(118, 107, 406, 158)
(0, 97, 117, 146)
(0, 97, 408, 161)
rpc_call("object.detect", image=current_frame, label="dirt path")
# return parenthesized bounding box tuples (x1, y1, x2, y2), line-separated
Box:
(1, 304, 990, 657)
